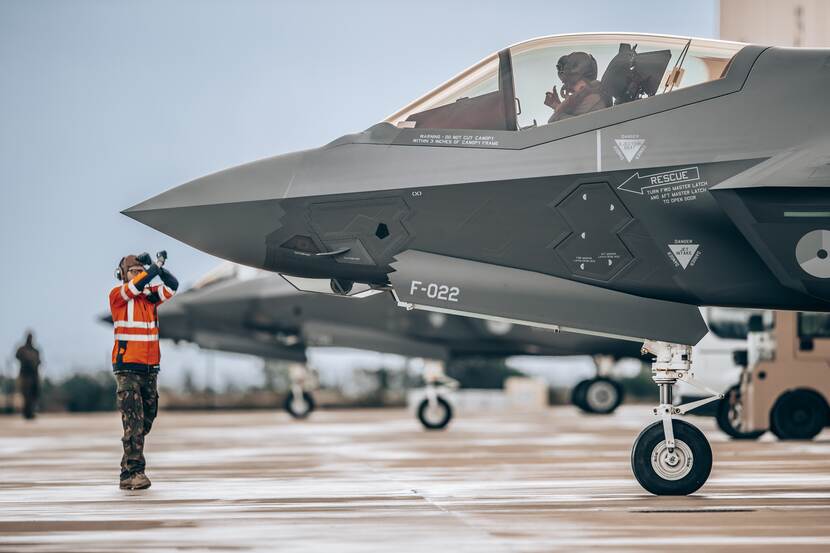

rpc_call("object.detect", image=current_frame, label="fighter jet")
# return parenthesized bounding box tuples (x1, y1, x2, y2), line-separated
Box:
(125, 33, 830, 495)
(117, 262, 643, 425)
(148, 269, 308, 364)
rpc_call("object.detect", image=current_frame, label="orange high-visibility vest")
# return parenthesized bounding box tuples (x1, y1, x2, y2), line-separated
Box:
(109, 271, 176, 372)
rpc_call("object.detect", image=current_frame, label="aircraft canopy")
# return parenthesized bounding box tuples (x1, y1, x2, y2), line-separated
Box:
(386, 33, 746, 131)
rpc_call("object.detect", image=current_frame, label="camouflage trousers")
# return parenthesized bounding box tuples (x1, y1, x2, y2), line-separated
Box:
(115, 372, 159, 480)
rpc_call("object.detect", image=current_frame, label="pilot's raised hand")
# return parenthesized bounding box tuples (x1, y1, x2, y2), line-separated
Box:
(544, 86, 562, 109)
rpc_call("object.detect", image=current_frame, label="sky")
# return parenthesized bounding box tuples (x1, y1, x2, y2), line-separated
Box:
(0, 0, 719, 387)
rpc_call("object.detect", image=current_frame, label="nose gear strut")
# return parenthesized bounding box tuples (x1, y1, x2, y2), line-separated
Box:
(631, 341, 724, 495)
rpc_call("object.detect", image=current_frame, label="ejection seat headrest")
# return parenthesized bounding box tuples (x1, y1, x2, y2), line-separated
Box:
(601, 43, 672, 105)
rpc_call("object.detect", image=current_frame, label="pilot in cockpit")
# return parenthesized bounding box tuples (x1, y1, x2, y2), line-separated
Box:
(544, 52, 609, 123)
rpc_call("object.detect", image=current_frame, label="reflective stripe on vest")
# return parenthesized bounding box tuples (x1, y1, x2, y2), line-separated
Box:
(114, 320, 157, 329)
(114, 334, 159, 342)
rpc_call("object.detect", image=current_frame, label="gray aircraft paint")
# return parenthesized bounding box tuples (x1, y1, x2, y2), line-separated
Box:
(390, 250, 708, 345)
(301, 320, 450, 361)
(190, 328, 308, 363)
(124, 271, 645, 363)
(125, 39, 830, 347)
(124, 47, 767, 211)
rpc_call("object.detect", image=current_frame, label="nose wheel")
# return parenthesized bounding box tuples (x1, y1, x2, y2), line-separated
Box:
(631, 419, 712, 495)
(284, 389, 315, 419)
(417, 395, 453, 430)
(631, 341, 723, 495)
(572, 377, 624, 414)
(417, 365, 458, 431)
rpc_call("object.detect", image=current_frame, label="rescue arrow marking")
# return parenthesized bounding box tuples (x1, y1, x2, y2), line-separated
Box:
(618, 166, 701, 195)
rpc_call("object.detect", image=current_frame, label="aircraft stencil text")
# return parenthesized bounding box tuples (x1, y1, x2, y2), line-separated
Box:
(409, 280, 460, 302)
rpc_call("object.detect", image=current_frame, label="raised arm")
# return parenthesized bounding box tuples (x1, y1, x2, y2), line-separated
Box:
(148, 267, 179, 304)
(158, 267, 179, 292)
(109, 264, 160, 308)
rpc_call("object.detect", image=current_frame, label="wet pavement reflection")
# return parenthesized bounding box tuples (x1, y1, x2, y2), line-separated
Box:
(1, 406, 829, 552)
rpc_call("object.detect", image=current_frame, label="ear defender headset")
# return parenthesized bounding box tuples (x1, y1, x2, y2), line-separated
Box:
(115, 252, 161, 281)
(114, 257, 127, 282)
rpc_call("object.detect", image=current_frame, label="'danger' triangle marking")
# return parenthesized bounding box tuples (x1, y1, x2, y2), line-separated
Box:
(668, 244, 699, 269)
(614, 139, 645, 162)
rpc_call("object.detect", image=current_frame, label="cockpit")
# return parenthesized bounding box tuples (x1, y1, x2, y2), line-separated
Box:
(385, 33, 746, 131)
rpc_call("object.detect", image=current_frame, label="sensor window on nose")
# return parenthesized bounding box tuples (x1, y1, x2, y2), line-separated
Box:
(281, 235, 321, 254)
(375, 223, 390, 239)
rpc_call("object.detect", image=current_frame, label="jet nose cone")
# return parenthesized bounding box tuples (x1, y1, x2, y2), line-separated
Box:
(123, 150, 307, 268)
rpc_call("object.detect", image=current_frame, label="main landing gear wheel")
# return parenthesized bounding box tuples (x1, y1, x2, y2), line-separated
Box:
(417, 396, 453, 430)
(770, 389, 828, 440)
(631, 419, 712, 496)
(284, 390, 315, 419)
(572, 377, 623, 414)
(716, 385, 765, 440)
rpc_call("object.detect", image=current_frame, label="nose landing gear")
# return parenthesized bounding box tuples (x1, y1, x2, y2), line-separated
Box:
(417, 391, 453, 430)
(416, 362, 459, 430)
(630, 341, 723, 495)
(572, 377, 624, 414)
(572, 356, 624, 414)
(285, 387, 315, 419)
(283, 364, 317, 419)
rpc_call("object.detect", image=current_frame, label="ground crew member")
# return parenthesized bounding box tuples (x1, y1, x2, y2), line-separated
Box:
(109, 251, 178, 490)
(15, 332, 41, 420)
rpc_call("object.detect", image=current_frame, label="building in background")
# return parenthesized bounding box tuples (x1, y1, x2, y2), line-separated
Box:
(720, 0, 829, 46)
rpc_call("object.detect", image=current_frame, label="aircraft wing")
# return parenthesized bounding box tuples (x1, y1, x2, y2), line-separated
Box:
(191, 329, 307, 362)
(300, 320, 449, 361)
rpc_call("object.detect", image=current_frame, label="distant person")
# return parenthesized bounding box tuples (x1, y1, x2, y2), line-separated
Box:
(109, 252, 178, 490)
(544, 52, 609, 123)
(15, 332, 41, 420)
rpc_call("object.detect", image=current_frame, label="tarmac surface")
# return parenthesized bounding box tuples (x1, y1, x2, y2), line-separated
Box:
(1, 405, 829, 552)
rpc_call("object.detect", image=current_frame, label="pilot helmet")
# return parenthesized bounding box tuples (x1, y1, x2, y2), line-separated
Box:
(557, 52, 598, 89)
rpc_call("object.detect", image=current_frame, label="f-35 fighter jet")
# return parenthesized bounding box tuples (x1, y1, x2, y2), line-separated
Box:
(125, 263, 642, 425)
(125, 33, 830, 495)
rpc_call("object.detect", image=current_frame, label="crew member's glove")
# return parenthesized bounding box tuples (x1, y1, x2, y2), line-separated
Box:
(155, 250, 167, 268)
(136, 252, 153, 266)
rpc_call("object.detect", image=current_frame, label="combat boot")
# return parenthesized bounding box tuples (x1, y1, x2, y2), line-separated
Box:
(131, 472, 152, 489)
(119, 472, 151, 490)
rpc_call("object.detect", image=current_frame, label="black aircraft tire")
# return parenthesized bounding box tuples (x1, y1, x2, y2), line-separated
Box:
(770, 389, 828, 441)
(582, 377, 624, 415)
(571, 379, 592, 413)
(716, 385, 765, 440)
(284, 391, 315, 419)
(631, 419, 712, 496)
(417, 396, 453, 430)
